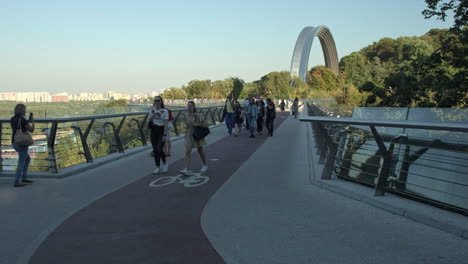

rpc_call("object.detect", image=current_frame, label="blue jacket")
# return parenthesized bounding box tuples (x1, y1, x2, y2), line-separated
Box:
(246, 103, 258, 119)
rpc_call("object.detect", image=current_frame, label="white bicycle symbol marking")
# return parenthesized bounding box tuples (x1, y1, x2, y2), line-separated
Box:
(149, 173, 209, 188)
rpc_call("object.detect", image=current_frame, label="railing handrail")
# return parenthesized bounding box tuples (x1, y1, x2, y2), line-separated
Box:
(299, 116, 468, 132)
(301, 102, 468, 215)
(0, 105, 223, 123)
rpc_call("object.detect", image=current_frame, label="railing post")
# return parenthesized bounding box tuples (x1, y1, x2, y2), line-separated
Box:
(104, 117, 125, 153)
(71, 119, 95, 163)
(131, 118, 147, 146)
(210, 108, 216, 125)
(48, 122, 58, 173)
(322, 130, 344, 179)
(371, 126, 394, 196)
(172, 111, 182, 136)
(324, 129, 350, 179)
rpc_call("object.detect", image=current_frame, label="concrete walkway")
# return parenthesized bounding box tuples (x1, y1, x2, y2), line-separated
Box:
(201, 115, 468, 264)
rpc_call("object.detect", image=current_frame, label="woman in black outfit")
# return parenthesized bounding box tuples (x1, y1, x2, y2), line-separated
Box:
(148, 96, 169, 174)
(233, 100, 243, 136)
(256, 100, 265, 135)
(265, 98, 276, 137)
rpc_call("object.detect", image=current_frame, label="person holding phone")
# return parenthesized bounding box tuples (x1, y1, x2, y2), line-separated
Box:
(10, 104, 35, 187)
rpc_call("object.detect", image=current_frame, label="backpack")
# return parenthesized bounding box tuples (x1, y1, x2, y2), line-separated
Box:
(167, 109, 173, 121)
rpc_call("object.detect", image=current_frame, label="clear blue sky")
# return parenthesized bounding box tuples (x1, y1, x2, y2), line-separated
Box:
(0, 0, 454, 94)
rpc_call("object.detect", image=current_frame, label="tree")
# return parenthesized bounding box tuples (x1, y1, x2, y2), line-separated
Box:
(183, 80, 212, 99)
(258, 71, 291, 99)
(422, 0, 467, 31)
(161, 87, 187, 99)
(231, 77, 244, 100)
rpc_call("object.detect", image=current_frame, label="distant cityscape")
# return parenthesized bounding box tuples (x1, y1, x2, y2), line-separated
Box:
(0, 91, 161, 103)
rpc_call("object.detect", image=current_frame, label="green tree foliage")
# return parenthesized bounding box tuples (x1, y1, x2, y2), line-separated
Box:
(161, 87, 187, 99)
(211, 79, 235, 99)
(340, 26, 466, 107)
(257, 71, 291, 99)
(239, 81, 260, 99)
(183, 80, 212, 99)
(339, 52, 372, 88)
(307, 66, 340, 91)
(231, 77, 244, 99)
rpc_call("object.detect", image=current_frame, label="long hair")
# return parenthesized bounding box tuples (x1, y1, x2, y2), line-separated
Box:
(154, 96, 165, 109)
(14, 104, 26, 115)
(188, 100, 197, 113)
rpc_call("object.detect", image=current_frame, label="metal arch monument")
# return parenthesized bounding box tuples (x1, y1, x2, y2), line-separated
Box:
(290, 26, 339, 81)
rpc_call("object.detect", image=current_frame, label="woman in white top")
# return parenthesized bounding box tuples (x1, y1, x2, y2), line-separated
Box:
(148, 96, 169, 174)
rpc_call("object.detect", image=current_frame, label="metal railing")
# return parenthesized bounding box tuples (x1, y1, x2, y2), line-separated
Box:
(301, 101, 468, 215)
(0, 105, 224, 174)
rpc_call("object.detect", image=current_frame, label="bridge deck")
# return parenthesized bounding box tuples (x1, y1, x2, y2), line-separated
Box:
(1, 111, 468, 264)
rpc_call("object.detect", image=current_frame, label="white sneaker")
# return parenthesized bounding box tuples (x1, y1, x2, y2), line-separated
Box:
(180, 168, 192, 176)
(161, 162, 168, 173)
(153, 168, 161, 174)
(200, 165, 208, 173)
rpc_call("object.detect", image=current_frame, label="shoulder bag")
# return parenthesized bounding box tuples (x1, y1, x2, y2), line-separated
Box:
(192, 114, 210, 141)
(14, 118, 34, 146)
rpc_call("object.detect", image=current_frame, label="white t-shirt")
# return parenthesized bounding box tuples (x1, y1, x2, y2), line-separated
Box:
(149, 108, 169, 126)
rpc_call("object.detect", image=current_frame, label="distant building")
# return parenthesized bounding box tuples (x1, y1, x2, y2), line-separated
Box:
(52, 95, 69, 102)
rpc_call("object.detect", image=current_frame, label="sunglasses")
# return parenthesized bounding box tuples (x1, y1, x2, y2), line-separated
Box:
(154, 100, 161, 102)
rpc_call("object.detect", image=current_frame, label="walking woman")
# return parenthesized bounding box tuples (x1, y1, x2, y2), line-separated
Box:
(256, 100, 265, 135)
(148, 96, 169, 174)
(265, 98, 276, 137)
(279, 99, 285, 112)
(180, 101, 208, 175)
(10, 104, 34, 187)
(292, 97, 299, 118)
(233, 100, 243, 137)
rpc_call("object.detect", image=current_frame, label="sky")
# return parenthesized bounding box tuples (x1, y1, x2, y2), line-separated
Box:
(0, 0, 454, 94)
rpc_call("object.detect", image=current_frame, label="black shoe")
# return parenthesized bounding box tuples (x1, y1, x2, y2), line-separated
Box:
(14, 183, 26, 187)
(22, 179, 33, 183)
(249, 135, 255, 138)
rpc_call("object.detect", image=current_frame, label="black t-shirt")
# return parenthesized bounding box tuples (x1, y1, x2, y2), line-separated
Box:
(10, 114, 29, 143)
(266, 104, 276, 119)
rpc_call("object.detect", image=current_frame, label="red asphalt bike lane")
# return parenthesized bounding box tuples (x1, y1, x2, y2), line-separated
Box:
(29, 111, 289, 264)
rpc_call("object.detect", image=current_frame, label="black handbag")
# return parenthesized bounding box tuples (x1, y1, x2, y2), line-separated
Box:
(193, 126, 210, 140)
(192, 115, 210, 140)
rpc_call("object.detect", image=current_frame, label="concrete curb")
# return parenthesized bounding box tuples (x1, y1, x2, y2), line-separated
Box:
(304, 122, 468, 240)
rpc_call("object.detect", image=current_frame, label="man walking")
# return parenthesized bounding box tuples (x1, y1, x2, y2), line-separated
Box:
(246, 97, 258, 138)
(223, 94, 234, 135)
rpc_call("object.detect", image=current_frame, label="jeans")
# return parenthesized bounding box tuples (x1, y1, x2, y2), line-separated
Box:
(265, 117, 275, 136)
(224, 113, 234, 134)
(12, 143, 31, 183)
(256, 116, 264, 133)
(249, 116, 257, 136)
(150, 125, 166, 167)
